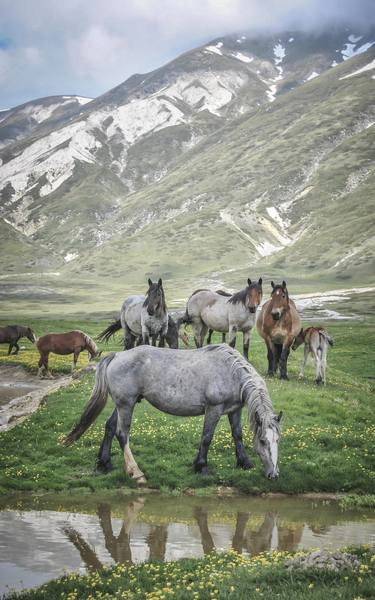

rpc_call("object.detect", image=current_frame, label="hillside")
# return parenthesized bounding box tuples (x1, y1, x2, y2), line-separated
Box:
(0, 28, 374, 311)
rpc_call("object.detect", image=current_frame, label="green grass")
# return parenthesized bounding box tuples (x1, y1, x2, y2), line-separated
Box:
(3, 546, 374, 600)
(0, 318, 374, 495)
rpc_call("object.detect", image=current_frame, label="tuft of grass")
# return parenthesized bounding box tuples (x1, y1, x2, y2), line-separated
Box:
(339, 494, 375, 510)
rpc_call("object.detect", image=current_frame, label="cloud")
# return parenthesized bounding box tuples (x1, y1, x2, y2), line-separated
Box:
(0, 0, 374, 107)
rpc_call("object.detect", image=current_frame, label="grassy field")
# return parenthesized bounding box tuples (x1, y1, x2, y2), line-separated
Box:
(4, 546, 374, 600)
(0, 317, 374, 495)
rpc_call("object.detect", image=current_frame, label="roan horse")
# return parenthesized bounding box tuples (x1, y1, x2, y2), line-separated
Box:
(257, 281, 301, 380)
(98, 279, 169, 349)
(64, 344, 282, 481)
(36, 330, 101, 377)
(184, 279, 263, 359)
(0, 325, 36, 354)
(292, 326, 334, 385)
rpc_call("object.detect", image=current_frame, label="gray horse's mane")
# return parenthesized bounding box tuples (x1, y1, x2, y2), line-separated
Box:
(204, 344, 279, 437)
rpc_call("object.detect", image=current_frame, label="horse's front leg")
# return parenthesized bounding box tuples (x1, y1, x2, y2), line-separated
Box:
(265, 338, 276, 376)
(7, 342, 13, 355)
(242, 329, 251, 360)
(228, 325, 237, 349)
(194, 405, 222, 474)
(279, 341, 291, 380)
(142, 327, 150, 345)
(72, 349, 80, 371)
(13, 339, 20, 354)
(228, 409, 254, 469)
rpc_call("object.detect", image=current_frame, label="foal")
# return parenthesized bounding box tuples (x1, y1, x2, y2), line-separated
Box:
(292, 327, 334, 385)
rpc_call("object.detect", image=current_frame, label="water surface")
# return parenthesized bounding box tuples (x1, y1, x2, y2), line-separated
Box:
(0, 494, 374, 595)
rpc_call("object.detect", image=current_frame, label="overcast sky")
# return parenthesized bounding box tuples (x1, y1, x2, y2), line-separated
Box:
(1, 0, 374, 108)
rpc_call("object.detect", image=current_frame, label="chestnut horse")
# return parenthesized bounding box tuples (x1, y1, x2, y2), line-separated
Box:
(257, 281, 301, 380)
(36, 330, 101, 377)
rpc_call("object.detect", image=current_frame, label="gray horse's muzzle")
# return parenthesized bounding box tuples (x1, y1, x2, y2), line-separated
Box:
(249, 306, 257, 314)
(267, 468, 279, 480)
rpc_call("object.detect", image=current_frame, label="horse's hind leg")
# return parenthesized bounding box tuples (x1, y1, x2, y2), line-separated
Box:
(315, 349, 323, 385)
(228, 409, 253, 470)
(194, 405, 222, 474)
(192, 319, 207, 348)
(96, 408, 118, 473)
(116, 398, 147, 484)
(124, 325, 135, 350)
(299, 345, 309, 379)
(13, 339, 20, 354)
(8, 343, 13, 355)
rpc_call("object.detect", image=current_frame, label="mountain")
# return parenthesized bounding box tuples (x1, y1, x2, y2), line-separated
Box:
(0, 27, 374, 311)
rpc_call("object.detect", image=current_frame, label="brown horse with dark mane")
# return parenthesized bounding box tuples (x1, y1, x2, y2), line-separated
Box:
(0, 325, 36, 355)
(257, 281, 301, 379)
(36, 330, 101, 377)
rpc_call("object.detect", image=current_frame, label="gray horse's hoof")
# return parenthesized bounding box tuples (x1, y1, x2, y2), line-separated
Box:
(95, 461, 113, 474)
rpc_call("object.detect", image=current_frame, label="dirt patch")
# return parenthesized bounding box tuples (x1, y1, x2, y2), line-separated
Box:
(0, 364, 72, 432)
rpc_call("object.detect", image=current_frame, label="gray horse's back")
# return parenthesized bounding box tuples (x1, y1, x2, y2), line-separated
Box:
(106, 345, 242, 417)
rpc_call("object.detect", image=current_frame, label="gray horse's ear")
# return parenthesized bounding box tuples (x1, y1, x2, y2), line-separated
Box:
(271, 281, 275, 289)
(148, 278, 153, 286)
(158, 278, 162, 287)
(247, 278, 252, 286)
(275, 411, 283, 422)
(258, 277, 262, 286)
(282, 280, 287, 289)
(255, 411, 261, 426)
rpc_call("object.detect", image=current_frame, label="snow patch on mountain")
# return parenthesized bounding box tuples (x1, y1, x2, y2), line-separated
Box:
(64, 252, 79, 263)
(306, 71, 320, 81)
(231, 52, 253, 63)
(339, 59, 375, 80)
(341, 38, 375, 60)
(164, 71, 246, 116)
(266, 42, 286, 101)
(205, 45, 223, 56)
(0, 121, 101, 203)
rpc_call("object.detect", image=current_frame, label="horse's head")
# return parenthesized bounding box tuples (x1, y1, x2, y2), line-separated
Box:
(26, 327, 37, 344)
(269, 281, 289, 321)
(246, 278, 263, 313)
(253, 411, 282, 479)
(292, 328, 305, 351)
(146, 278, 165, 316)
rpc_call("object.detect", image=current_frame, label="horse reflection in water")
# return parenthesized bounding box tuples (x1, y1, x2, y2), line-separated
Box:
(62, 500, 303, 569)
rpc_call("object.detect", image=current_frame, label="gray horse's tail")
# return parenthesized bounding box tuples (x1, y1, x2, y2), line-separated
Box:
(64, 352, 116, 446)
(97, 319, 121, 343)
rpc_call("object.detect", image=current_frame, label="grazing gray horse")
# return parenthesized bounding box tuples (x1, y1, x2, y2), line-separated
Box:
(184, 279, 263, 359)
(97, 279, 169, 349)
(64, 344, 282, 481)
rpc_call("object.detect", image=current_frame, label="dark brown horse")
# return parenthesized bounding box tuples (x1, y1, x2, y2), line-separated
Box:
(36, 330, 101, 377)
(0, 325, 36, 355)
(256, 281, 301, 380)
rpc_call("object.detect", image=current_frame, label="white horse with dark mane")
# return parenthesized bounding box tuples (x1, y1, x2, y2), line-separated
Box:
(183, 279, 263, 359)
(64, 344, 282, 481)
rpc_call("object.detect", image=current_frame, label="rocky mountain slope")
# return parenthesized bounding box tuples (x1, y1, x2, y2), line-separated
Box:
(0, 27, 374, 309)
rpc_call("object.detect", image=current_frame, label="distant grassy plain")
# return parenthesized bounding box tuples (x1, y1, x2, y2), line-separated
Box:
(0, 315, 374, 496)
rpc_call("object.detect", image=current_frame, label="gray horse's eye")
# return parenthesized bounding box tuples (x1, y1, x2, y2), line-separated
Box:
(260, 439, 266, 445)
